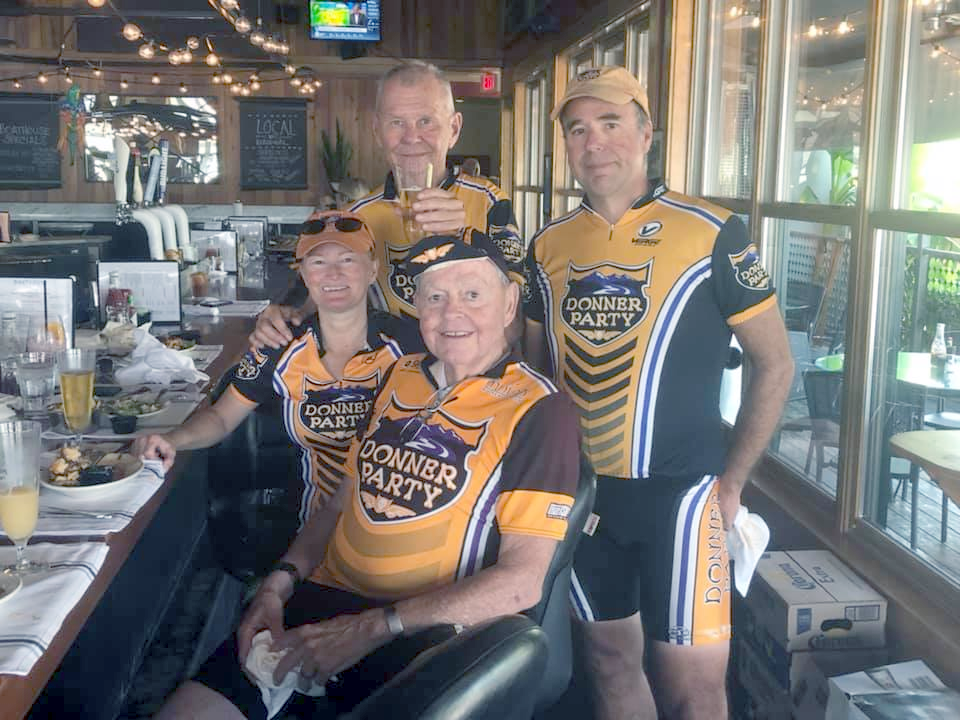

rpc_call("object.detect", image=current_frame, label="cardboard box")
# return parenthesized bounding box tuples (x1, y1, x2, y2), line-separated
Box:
(749, 551, 886, 652)
(790, 650, 892, 720)
(735, 600, 888, 696)
(824, 659, 960, 720)
(734, 636, 794, 720)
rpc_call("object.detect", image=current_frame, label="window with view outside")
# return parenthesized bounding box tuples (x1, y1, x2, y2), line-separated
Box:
(768, 218, 851, 497)
(897, 5, 960, 214)
(514, 73, 547, 239)
(779, 1, 865, 206)
(703, 1, 761, 199)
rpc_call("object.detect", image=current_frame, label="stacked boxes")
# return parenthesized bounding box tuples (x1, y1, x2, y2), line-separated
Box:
(734, 550, 889, 719)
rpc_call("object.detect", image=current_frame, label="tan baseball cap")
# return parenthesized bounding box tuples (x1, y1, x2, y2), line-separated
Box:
(551, 66, 650, 122)
(295, 210, 375, 260)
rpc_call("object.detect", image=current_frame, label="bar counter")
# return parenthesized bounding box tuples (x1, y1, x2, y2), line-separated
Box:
(0, 315, 260, 719)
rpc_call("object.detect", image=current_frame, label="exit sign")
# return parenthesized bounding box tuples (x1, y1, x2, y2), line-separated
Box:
(481, 72, 497, 92)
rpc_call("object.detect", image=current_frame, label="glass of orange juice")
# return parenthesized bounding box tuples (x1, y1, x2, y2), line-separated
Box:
(0, 420, 46, 575)
(26, 314, 66, 353)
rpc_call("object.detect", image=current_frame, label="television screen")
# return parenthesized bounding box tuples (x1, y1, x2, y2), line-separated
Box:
(309, 1, 381, 42)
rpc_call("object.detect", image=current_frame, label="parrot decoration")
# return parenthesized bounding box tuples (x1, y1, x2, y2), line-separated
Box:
(58, 84, 86, 166)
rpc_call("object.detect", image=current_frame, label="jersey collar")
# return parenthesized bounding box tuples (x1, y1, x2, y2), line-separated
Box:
(383, 167, 457, 200)
(420, 350, 519, 388)
(308, 311, 392, 356)
(581, 179, 668, 215)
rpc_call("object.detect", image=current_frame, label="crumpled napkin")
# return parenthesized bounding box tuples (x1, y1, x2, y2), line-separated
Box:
(726, 505, 770, 597)
(244, 630, 326, 720)
(114, 327, 209, 386)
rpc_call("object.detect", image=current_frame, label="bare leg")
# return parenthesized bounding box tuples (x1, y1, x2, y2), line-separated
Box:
(153, 681, 247, 720)
(576, 614, 657, 720)
(648, 640, 729, 720)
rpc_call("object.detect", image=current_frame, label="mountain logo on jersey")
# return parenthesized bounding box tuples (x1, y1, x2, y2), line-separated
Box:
(298, 377, 377, 440)
(236, 348, 268, 380)
(356, 399, 489, 522)
(387, 242, 417, 310)
(728, 245, 770, 290)
(561, 261, 652, 345)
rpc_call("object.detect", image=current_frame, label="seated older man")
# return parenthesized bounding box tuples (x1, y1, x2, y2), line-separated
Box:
(155, 230, 581, 720)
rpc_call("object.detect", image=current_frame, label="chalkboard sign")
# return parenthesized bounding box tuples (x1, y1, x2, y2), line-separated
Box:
(0, 93, 61, 188)
(238, 99, 308, 190)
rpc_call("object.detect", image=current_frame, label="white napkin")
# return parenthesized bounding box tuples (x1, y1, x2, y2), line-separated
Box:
(5, 459, 167, 538)
(244, 630, 326, 720)
(726, 505, 770, 597)
(114, 328, 209, 386)
(0, 541, 109, 675)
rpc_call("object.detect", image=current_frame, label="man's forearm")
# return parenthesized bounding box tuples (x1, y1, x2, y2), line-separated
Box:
(722, 360, 793, 492)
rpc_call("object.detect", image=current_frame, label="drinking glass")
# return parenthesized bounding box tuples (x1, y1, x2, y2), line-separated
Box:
(394, 163, 432, 244)
(56, 349, 96, 444)
(14, 352, 56, 421)
(0, 420, 46, 575)
(26, 315, 66, 353)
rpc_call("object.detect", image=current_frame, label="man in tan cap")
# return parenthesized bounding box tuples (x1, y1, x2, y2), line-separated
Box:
(524, 66, 793, 719)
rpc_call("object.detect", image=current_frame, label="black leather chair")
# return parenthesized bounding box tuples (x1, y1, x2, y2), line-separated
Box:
(205, 365, 302, 582)
(344, 615, 549, 720)
(524, 451, 596, 714)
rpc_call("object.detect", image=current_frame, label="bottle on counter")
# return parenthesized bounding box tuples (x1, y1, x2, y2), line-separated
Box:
(105, 271, 133, 325)
(931, 322, 947, 382)
(0, 311, 23, 395)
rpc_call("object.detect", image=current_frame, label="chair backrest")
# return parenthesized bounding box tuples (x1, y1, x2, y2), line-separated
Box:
(523, 451, 596, 712)
(206, 365, 301, 582)
(344, 615, 549, 720)
(787, 331, 814, 401)
(802, 369, 843, 422)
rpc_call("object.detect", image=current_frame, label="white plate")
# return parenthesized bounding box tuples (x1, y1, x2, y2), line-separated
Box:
(0, 573, 22, 605)
(41, 453, 144, 495)
(102, 400, 170, 418)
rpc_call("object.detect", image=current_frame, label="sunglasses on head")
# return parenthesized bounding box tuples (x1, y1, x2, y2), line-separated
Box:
(299, 216, 365, 236)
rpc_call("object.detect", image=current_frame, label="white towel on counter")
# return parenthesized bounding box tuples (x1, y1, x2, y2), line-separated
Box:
(244, 630, 327, 720)
(726, 505, 770, 597)
(114, 328, 209, 386)
(0, 541, 109, 675)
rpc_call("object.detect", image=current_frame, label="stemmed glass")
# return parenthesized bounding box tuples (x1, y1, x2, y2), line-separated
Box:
(26, 315, 67, 353)
(56, 349, 97, 446)
(0, 420, 46, 575)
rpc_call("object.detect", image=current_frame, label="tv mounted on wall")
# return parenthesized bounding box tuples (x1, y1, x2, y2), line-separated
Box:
(309, 1, 381, 42)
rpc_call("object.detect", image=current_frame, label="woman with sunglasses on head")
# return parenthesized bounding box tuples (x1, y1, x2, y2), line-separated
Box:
(134, 211, 421, 526)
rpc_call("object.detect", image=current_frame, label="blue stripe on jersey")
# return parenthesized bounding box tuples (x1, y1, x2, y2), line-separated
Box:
(457, 463, 503, 579)
(518, 361, 558, 394)
(536, 263, 561, 377)
(350, 192, 385, 212)
(656, 195, 724, 230)
(673, 476, 713, 645)
(569, 569, 595, 622)
(274, 338, 310, 397)
(455, 177, 498, 204)
(633, 258, 711, 478)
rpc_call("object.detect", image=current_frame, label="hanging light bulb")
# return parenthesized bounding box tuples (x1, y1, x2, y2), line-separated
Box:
(229, 83, 242, 95)
(285, 64, 296, 75)
(122, 23, 142, 42)
(807, 23, 819, 38)
(93, 66, 102, 77)
(180, 48, 193, 63)
(235, 16, 252, 33)
(221, 72, 233, 84)
(277, 41, 290, 54)
(212, 73, 222, 84)
(13, 79, 21, 89)
(120, 77, 129, 89)
(250, 79, 261, 91)
(205, 52, 220, 67)
(751, 15, 760, 29)
(290, 76, 302, 87)
(837, 16, 851, 35)
(186, 36, 201, 50)
(250, 18, 266, 46)
(152, 73, 161, 84)
(179, 82, 188, 94)
(240, 86, 251, 96)
(138, 42, 156, 59)
(87, 0, 107, 7)
(169, 50, 182, 65)
(63, 67, 73, 84)
(37, 72, 48, 84)
(931, 45, 942, 59)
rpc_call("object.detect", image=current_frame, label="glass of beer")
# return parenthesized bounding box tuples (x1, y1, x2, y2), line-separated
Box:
(394, 162, 433, 244)
(0, 420, 46, 575)
(56, 349, 97, 444)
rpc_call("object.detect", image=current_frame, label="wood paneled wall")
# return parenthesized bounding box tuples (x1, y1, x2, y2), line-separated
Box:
(0, 0, 502, 204)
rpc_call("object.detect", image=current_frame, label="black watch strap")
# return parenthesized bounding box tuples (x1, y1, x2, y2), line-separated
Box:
(272, 560, 302, 587)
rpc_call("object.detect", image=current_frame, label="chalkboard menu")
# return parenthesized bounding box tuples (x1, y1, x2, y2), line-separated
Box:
(0, 93, 61, 188)
(238, 99, 308, 190)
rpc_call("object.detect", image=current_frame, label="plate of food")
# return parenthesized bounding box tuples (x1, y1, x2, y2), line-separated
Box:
(160, 331, 201, 352)
(41, 446, 144, 494)
(101, 396, 169, 418)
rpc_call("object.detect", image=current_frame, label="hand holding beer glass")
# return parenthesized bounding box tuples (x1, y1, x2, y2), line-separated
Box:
(57, 349, 96, 445)
(0, 420, 45, 575)
(394, 161, 433, 244)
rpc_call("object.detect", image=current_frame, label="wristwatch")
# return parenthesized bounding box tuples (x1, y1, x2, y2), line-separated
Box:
(271, 560, 302, 588)
(383, 604, 404, 636)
